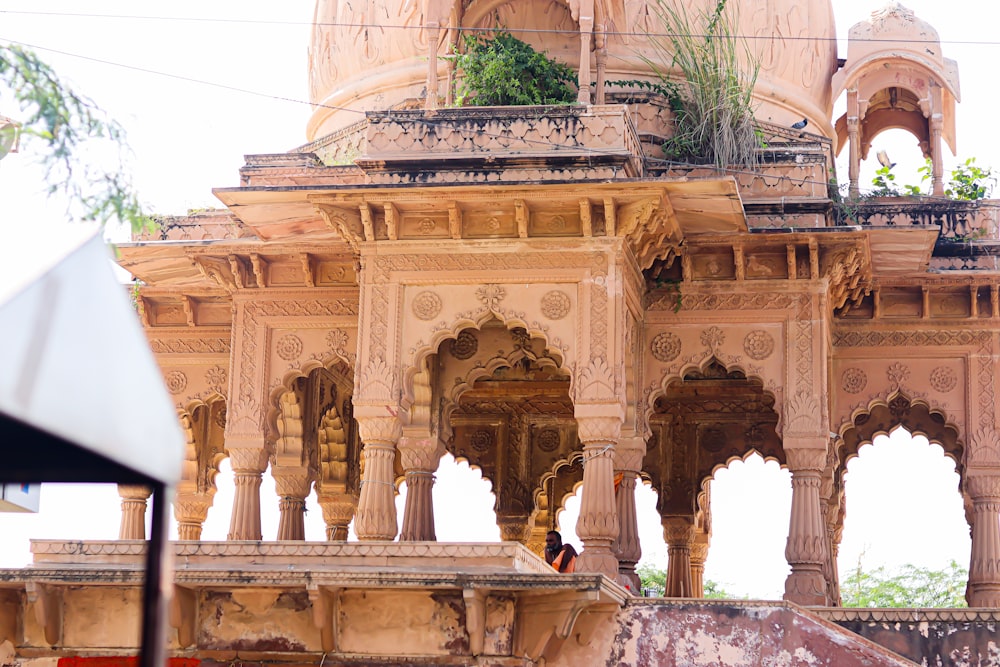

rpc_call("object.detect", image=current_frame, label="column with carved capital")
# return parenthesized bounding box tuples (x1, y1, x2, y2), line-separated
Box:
(690, 534, 710, 598)
(783, 440, 831, 606)
(273, 468, 313, 540)
(967, 472, 1000, 606)
(613, 436, 645, 592)
(227, 446, 269, 541)
(174, 493, 214, 540)
(118, 485, 151, 540)
(399, 433, 443, 541)
(574, 414, 621, 577)
(318, 491, 357, 540)
(663, 516, 694, 597)
(354, 413, 402, 541)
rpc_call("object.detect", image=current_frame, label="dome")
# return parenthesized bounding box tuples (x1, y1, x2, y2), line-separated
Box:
(306, 0, 839, 141)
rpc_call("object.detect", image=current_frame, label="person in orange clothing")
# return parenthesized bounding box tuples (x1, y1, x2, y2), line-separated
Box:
(544, 530, 578, 573)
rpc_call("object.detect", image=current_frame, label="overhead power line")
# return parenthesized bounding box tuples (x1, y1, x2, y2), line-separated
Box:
(2, 9, 1000, 47)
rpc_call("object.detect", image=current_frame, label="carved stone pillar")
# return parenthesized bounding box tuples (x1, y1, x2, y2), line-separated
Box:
(783, 441, 831, 606)
(227, 447, 269, 541)
(847, 116, 860, 199)
(174, 494, 213, 540)
(318, 491, 357, 540)
(574, 415, 620, 577)
(967, 473, 1000, 607)
(930, 116, 945, 197)
(118, 485, 151, 540)
(576, 13, 594, 104)
(425, 21, 441, 110)
(846, 91, 861, 198)
(613, 437, 644, 593)
(354, 414, 402, 541)
(273, 468, 313, 541)
(398, 434, 443, 541)
(594, 27, 607, 105)
(663, 516, 694, 597)
(690, 534, 710, 598)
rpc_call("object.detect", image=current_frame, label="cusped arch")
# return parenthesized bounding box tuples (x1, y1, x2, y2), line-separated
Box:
(836, 391, 964, 474)
(645, 354, 783, 435)
(534, 451, 586, 532)
(267, 356, 356, 444)
(404, 310, 568, 411)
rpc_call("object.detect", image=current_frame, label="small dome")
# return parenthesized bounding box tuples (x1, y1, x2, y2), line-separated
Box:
(306, 0, 839, 141)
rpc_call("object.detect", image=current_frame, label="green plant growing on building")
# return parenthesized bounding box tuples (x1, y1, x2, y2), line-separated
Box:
(0, 45, 151, 232)
(447, 31, 577, 107)
(641, 0, 761, 168)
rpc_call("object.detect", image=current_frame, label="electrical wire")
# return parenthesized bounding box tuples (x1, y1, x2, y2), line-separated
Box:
(2, 9, 1000, 48)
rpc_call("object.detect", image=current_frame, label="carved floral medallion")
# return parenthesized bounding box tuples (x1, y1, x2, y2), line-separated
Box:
(841, 368, 867, 394)
(929, 366, 958, 393)
(743, 330, 775, 360)
(165, 370, 188, 395)
(205, 366, 228, 393)
(540, 290, 571, 320)
(651, 332, 682, 362)
(536, 429, 560, 452)
(450, 331, 478, 360)
(276, 334, 304, 361)
(413, 291, 443, 320)
(470, 429, 494, 453)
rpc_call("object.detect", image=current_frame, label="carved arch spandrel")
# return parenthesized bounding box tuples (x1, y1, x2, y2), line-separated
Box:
(835, 392, 964, 474)
(642, 323, 787, 437)
(437, 323, 568, 443)
(831, 355, 968, 449)
(644, 357, 783, 518)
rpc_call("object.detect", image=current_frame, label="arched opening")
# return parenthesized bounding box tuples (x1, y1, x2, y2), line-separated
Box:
(438, 320, 579, 546)
(703, 454, 792, 599)
(642, 357, 782, 597)
(834, 394, 968, 607)
(837, 428, 970, 607)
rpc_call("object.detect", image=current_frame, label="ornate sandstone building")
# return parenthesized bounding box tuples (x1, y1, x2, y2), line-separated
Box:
(2, 1, 999, 665)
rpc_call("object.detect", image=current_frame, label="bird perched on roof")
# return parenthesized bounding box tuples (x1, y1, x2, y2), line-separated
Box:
(790, 118, 808, 130)
(877, 149, 896, 169)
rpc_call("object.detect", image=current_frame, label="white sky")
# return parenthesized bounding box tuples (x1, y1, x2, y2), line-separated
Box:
(0, 0, 989, 597)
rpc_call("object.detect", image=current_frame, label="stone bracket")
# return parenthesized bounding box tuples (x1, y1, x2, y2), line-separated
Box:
(514, 590, 621, 661)
(169, 584, 197, 648)
(25, 583, 61, 647)
(308, 584, 343, 652)
(463, 588, 487, 656)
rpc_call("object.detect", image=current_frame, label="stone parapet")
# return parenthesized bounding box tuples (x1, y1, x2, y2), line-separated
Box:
(26, 539, 556, 574)
(356, 104, 644, 184)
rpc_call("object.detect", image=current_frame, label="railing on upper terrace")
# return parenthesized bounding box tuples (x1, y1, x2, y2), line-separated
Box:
(834, 197, 1000, 241)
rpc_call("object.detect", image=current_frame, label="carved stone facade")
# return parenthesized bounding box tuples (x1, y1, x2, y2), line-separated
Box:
(8, 3, 1000, 667)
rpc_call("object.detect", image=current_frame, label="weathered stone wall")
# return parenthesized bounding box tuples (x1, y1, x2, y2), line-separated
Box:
(819, 609, 1000, 667)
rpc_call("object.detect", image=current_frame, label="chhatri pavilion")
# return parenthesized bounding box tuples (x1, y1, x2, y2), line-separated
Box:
(2, 1, 999, 665)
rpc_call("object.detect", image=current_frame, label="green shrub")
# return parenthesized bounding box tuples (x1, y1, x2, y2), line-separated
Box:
(447, 31, 576, 107)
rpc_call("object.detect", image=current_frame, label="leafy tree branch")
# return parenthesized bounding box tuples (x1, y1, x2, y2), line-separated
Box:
(0, 44, 151, 232)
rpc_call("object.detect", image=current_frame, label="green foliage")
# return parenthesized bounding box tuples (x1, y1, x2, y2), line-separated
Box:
(447, 31, 576, 107)
(870, 157, 995, 201)
(0, 44, 151, 232)
(840, 559, 968, 608)
(946, 158, 995, 201)
(636, 563, 738, 599)
(870, 165, 900, 196)
(641, 0, 760, 168)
